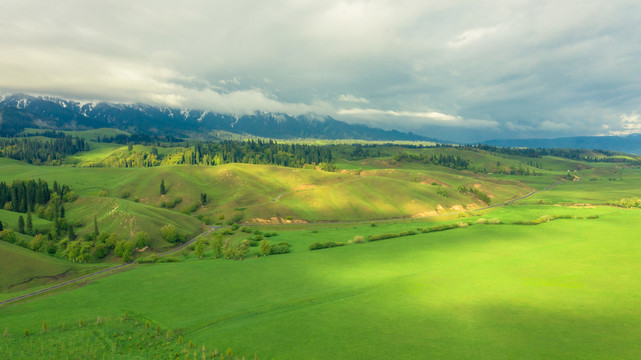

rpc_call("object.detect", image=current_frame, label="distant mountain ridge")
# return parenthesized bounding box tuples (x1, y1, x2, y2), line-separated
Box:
(483, 134, 641, 155)
(0, 94, 436, 141)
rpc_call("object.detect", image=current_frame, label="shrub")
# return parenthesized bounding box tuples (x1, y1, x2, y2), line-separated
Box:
(309, 242, 322, 250)
(160, 224, 182, 243)
(133, 231, 150, 249)
(0, 229, 17, 243)
(157, 257, 181, 263)
(270, 244, 291, 255)
(587, 215, 599, 219)
(457, 222, 469, 228)
(183, 203, 199, 214)
(476, 218, 487, 224)
(259, 239, 271, 256)
(488, 218, 501, 225)
(93, 243, 111, 259)
(367, 233, 399, 242)
(160, 197, 182, 209)
(278, 241, 291, 247)
(350, 235, 365, 244)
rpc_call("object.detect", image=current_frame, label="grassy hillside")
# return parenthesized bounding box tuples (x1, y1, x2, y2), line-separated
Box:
(66, 197, 203, 249)
(3, 205, 641, 359)
(0, 241, 102, 292)
(0, 209, 53, 233)
(0, 158, 534, 226)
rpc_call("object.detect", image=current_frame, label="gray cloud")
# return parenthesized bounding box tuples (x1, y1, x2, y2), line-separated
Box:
(1, 0, 640, 141)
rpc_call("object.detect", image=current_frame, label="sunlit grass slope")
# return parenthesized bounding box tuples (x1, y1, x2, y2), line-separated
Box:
(3, 205, 641, 359)
(0, 158, 533, 224)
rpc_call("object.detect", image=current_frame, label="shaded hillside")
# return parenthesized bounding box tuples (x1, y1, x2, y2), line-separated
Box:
(0, 94, 436, 141)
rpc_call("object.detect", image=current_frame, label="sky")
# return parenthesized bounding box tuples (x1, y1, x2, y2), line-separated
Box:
(1, 0, 640, 142)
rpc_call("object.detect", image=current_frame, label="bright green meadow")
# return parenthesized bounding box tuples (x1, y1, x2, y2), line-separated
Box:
(2, 139, 641, 359)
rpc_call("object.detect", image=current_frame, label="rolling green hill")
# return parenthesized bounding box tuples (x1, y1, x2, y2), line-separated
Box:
(0, 241, 102, 292)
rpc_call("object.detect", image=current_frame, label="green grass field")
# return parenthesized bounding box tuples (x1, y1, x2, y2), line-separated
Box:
(2, 203, 641, 359)
(3, 143, 641, 359)
(0, 241, 106, 294)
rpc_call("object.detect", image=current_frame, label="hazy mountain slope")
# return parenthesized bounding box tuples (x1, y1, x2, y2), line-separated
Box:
(484, 134, 641, 155)
(0, 94, 436, 141)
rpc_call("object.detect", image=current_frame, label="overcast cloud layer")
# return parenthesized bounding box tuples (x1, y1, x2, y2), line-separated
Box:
(1, 0, 640, 141)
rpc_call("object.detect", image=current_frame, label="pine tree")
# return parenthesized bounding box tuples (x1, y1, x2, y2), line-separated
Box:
(93, 215, 99, 237)
(0, 220, 3, 231)
(160, 179, 166, 195)
(18, 215, 25, 234)
(68, 224, 76, 240)
(26, 213, 33, 234)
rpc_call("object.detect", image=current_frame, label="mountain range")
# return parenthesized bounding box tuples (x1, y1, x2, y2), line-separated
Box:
(0, 94, 434, 141)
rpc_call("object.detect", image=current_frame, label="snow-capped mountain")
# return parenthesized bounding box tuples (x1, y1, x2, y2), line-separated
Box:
(0, 94, 434, 141)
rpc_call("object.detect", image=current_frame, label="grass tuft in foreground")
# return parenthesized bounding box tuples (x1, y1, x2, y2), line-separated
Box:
(0, 314, 253, 360)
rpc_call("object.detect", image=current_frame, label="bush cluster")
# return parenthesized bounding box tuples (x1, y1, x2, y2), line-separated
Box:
(160, 197, 182, 209)
(512, 214, 574, 225)
(309, 241, 345, 250)
(367, 230, 417, 242)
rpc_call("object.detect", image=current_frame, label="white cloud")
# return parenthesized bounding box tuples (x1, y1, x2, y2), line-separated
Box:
(337, 107, 498, 128)
(447, 25, 505, 48)
(608, 113, 641, 135)
(338, 94, 369, 103)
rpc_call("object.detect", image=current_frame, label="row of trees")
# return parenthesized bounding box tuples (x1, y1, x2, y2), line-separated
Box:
(0, 179, 73, 214)
(457, 185, 491, 205)
(394, 152, 470, 170)
(468, 144, 640, 163)
(0, 135, 89, 165)
(90, 140, 335, 170)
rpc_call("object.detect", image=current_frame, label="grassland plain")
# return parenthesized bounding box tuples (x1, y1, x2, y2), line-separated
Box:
(2, 204, 641, 359)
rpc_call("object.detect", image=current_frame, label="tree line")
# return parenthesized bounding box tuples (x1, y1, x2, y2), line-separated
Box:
(92, 140, 336, 170)
(467, 144, 641, 163)
(394, 152, 470, 170)
(0, 178, 72, 213)
(0, 135, 89, 165)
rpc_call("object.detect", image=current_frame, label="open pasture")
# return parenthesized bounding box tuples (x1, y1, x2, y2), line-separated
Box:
(3, 204, 641, 359)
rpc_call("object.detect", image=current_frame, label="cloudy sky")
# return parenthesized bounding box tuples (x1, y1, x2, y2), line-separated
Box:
(1, 0, 640, 141)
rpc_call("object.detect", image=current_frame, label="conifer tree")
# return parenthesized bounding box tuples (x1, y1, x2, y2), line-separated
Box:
(26, 213, 33, 234)
(68, 224, 76, 240)
(18, 215, 25, 234)
(160, 179, 166, 195)
(93, 215, 99, 237)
